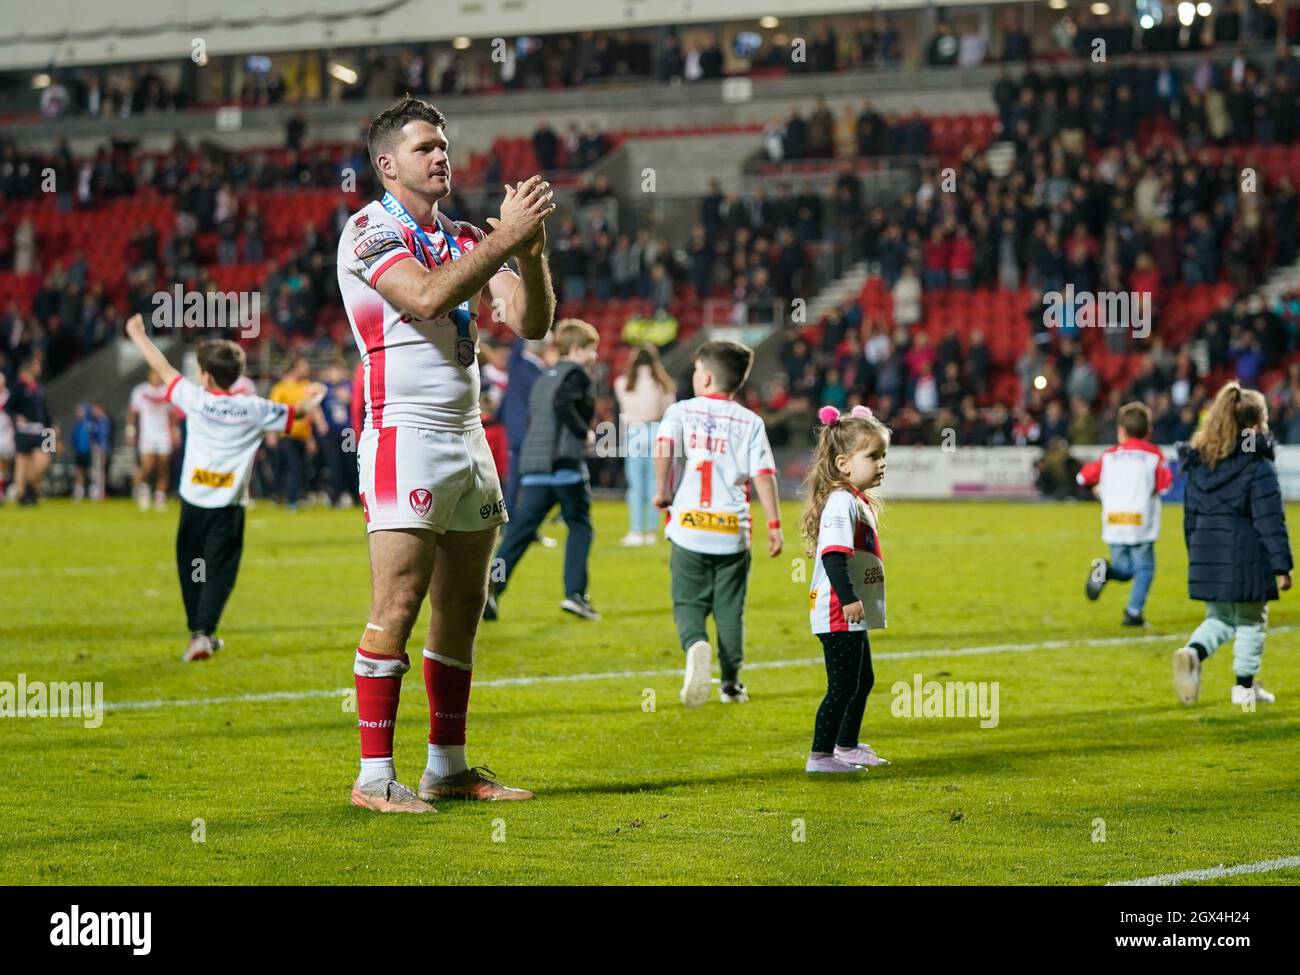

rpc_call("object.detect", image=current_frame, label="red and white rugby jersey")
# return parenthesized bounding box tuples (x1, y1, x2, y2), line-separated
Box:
(657, 394, 776, 555)
(809, 488, 886, 634)
(128, 381, 174, 445)
(336, 201, 516, 434)
(1076, 438, 1173, 544)
(165, 376, 293, 508)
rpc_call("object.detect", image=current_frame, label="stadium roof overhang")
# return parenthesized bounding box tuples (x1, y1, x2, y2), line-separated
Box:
(0, 0, 1002, 71)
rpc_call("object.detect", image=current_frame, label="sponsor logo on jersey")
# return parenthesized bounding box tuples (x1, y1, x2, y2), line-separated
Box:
(861, 565, 884, 585)
(1106, 512, 1143, 525)
(355, 230, 404, 267)
(809, 590, 818, 611)
(677, 509, 741, 533)
(354, 215, 369, 229)
(409, 488, 433, 517)
(190, 468, 235, 488)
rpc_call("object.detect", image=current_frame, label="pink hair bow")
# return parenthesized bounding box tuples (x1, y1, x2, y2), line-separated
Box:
(818, 405, 874, 425)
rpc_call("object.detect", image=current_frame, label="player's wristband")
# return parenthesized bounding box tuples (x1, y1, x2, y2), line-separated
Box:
(768, 520, 781, 530)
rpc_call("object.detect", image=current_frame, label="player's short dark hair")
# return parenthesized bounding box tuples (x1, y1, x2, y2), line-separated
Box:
(696, 340, 754, 395)
(367, 97, 449, 177)
(198, 340, 246, 390)
(1117, 401, 1151, 440)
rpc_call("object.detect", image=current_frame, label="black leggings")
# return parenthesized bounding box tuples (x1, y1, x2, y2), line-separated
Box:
(812, 631, 875, 753)
(176, 500, 245, 636)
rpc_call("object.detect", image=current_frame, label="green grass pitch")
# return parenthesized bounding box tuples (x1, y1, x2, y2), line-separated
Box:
(2, 498, 1298, 885)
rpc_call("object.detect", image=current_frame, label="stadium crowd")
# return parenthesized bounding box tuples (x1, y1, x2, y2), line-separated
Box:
(21, 2, 1300, 121)
(8, 26, 1300, 502)
(760, 49, 1300, 479)
(0, 118, 622, 385)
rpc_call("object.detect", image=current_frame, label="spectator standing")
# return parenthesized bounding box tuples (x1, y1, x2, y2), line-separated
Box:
(891, 265, 922, 328)
(6, 357, 51, 505)
(613, 343, 677, 546)
(317, 359, 356, 508)
(269, 356, 316, 510)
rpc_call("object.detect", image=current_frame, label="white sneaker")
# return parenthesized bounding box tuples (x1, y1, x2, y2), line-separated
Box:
(559, 593, 601, 621)
(680, 640, 712, 707)
(805, 754, 866, 773)
(719, 681, 749, 703)
(619, 533, 644, 547)
(639, 532, 658, 546)
(1231, 683, 1275, 706)
(1172, 647, 1201, 705)
(182, 633, 221, 662)
(834, 743, 890, 767)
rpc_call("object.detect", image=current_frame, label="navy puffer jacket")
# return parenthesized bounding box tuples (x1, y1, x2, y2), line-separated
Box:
(1178, 436, 1293, 603)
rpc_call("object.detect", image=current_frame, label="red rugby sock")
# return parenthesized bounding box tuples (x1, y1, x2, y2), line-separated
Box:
(424, 651, 472, 746)
(354, 648, 408, 758)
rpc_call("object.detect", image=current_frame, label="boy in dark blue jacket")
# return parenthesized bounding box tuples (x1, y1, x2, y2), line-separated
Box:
(1173, 383, 1293, 707)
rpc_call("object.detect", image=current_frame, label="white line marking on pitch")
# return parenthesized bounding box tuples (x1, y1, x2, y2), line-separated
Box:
(101, 627, 1296, 714)
(1108, 855, 1300, 886)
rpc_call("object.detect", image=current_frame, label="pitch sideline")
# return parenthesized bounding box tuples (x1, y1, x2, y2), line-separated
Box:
(99, 625, 1297, 714)
(1108, 855, 1300, 886)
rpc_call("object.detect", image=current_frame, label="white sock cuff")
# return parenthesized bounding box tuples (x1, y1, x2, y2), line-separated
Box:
(423, 648, 472, 671)
(354, 649, 410, 678)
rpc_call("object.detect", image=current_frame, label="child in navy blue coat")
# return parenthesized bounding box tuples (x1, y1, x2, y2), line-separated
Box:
(1173, 382, 1293, 707)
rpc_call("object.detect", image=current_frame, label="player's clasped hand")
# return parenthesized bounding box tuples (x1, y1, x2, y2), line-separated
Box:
(486, 175, 555, 250)
(841, 600, 865, 624)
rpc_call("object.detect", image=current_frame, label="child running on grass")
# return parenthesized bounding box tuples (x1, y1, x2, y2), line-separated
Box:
(1173, 382, 1293, 707)
(1079, 401, 1173, 627)
(800, 405, 892, 773)
(124, 313, 326, 661)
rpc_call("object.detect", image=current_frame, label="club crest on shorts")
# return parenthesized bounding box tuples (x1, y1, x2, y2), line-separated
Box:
(409, 488, 433, 518)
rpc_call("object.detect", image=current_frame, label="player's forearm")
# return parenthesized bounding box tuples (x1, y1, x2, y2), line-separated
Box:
(424, 237, 519, 319)
(753, 473, 781, 523)
(509, 256, 556, 340)
(128, 329, 179, 384)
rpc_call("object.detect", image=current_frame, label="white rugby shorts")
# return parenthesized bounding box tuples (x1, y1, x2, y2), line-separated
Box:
(358, 426, 507, 534)
(137, 435, 173, 456)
